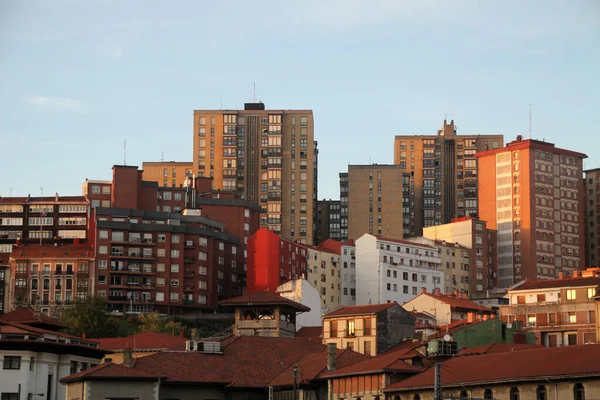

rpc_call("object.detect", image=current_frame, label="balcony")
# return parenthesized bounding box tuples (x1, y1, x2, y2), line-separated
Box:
(184, 269, 195, 278)
(183, 299, 195, 305)
(184, 257, 196, 264)
(111, 238, 155, 246)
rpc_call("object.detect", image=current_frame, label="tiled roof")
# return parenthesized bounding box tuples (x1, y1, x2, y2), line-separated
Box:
(0, 307, 67, 329)
(316, 239, 342, 255)
(384, 344, 600, 392)
(421, 293, 494, 312)
(60, 361, 157, 383)
(10, 245, 94, 259)
(510, 277, 600, 291)
(220, 291, 311, 312)
(96, 331, 188, 351)
(324, 302, 398, 318)
(295, 326, 323, 344)
(374, 235, 437, 249)
(305, 243, 339, 256)
(324, 341, 427, 377)
(457, 343, 543, 356)
(62, 336, 340, 388)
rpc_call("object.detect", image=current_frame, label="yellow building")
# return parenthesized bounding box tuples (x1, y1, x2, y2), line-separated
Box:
(141, 161, 193, 188)
(306, 245, 341, 311)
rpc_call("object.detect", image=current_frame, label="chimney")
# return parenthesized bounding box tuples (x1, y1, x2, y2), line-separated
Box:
(191, 328, 198, 341)
(433, 288, 441, 296)
(558, 271, 564, 280)
(82, 332, 87, 339)
(55, 192, 59, 201)
(327, 343, 336, 371)
(123, 348, 134, 368)
(421, 288, 427, 294)
(453, 289, 459, 297)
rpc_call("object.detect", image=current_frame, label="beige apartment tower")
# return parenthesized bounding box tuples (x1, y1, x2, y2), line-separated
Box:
(584, 168, 600, 267)
(193, 103, 316, 244)
(347, 164, 403, 241)
(393, 120, 504, 236)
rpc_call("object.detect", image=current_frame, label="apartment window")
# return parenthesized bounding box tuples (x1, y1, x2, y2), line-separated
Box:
(3, 356, 21, 370)
(363, 318, 372, 335)
(527, 314, 536, 327)
(568, 312, 576, 323)
(588, 287, 596, 298)
(536, 385, 547, 400)
(567, 289, 576, 300)
(347, 320, 355, 336)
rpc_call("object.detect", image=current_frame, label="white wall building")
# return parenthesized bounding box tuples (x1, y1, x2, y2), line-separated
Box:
(355, 234, 444, 306)
(276, 278, 325, 330)
(341, 243, 356, 306)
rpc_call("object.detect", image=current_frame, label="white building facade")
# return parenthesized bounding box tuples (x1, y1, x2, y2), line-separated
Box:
(355, 234, 444, 305)
(276, 278, 325, 330)
(341, 243, 356, 306)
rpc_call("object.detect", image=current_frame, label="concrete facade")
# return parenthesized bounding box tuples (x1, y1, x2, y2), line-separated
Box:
(306, 246, 341, 311)
(341, 243, 356, 306)
(355, 234, 443, 305)
(141, 161, 193, 188)
(276, 278, 324, 330)
(315, 199, 341, 244)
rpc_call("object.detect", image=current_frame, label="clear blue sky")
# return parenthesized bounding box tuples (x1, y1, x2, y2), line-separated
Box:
(1, 0, 598, 200)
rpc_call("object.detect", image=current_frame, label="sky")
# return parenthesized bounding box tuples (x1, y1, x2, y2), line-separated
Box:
(0, 0, 599, 200)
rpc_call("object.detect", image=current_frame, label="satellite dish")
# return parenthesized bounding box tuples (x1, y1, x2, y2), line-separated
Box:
(443, 334, 451, 342)
(506, 323, 512, 329)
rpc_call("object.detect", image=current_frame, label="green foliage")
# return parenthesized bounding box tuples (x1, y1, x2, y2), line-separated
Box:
(59, 296, 118, 338)
(136, 312, 186, 336)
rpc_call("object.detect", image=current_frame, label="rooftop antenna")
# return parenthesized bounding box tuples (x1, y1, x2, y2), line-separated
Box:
(9, 188, 12, 197)
(161, 151, 164, 162)
(220, 96, 223, 110)
(123, 139, 127, 165)
(253, 81, 257, 102)
(528, 104, 533, 138)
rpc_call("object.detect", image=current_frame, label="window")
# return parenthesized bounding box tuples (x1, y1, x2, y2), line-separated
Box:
(1, 394, 18, 400)
(3, 356, 21, 369)
(588, 287, 596, 298)
(568, 312, 576, 323)
(573, 383, 585, 400)
(510, 387, 520, 400)
(536, 385, 547, 400)
(364, 318, 371, 335)
(330, 320, 338, 338)
(484, 389, 493, 399)
(567, 289, 576, 300)
(347, 320, 355, 336)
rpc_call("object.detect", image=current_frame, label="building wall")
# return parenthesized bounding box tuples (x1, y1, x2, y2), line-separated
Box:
(451, 318, 537, 348)
(316, 200, 341, 244)
(347, 165, 404, 241)
(376, 305, 416, 352)
(355, 234, 443, 305)
(339, 173, 349, 242)
(0, 266, 8, 314)
(192, 106, 316, 245)
(477, 137, 587, 288)
(341, 244, 356, 306)
(306, 247, 341, 311)
(402, 294, 452, 326)
(584, 168, 600, 267)
(323, 314, 379, 355)
(0, 350, 102, 400)
(393, 120, 504, 236)
(80, 380, 157, 400)
(331, 373, 385, 398)
(276, 278, 324, 330)
(142, 161, 193, 188)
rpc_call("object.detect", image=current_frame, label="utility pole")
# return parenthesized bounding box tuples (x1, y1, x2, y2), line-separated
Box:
(292, 364, 298, 399)
(434, 359, 442, 400)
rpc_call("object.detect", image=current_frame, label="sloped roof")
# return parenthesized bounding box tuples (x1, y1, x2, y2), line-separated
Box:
(0, 320, 99, 344)
(374, 235, 437, 249)
(96, 331, 188, 351)
(62, 336, 342, 388)
(316, 239, 342, 255)
(324, 302, 398, 318)
(384, 344, 600, 392)
(295, 326, 323, 344)
(60, 361, 157, 382)
(511, 277, 600, 291)
(457, 343, 543, 356)
(420, 293, 493, 312)
(220, 291, 310, 312)
(0, 307, 67, 330)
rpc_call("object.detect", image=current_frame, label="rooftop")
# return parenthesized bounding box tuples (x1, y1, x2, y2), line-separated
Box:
(324, 302, 399, 318)
(456, 343, 543, 356)
(373, 235, 437, 249)
(417, 293, 494, 313)
(96, 331, 188, 352)
(220, 291, 311, 312)
(0, 307, 67, 331)
(474, 136, 587, 159)
(295, 326, 323, 344)
(509, 276, 600, 291)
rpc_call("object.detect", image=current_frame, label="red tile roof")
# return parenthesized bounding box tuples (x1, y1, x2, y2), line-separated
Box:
(384, 344, 600, 392)
(304, 243, 340, 255)
(374, 235, 437, 249)
(62, 336, 354, 388)
(324, 302, 399, 318)
(295, 326, 323, 344)
(316, 239, 342, 255)
(420, 293, 494, 313)
(220, 291, 311, 312)
(511, 277, 600, 291)
(60, 361, 157, 382)
(10, 244, 94, 259)
(456, 343, 543, 356)
(0, 320, 100, 345)
(0, 307, 67, 329)
(324, 341, 428, 378)
(96, 331, 188, 351)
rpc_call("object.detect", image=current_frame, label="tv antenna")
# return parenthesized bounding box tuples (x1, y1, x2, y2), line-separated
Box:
(161, 151, 164, 162)
(528, 104, 533, 138)
(253, 81, 257, 102)
(123, 140, 127, 165)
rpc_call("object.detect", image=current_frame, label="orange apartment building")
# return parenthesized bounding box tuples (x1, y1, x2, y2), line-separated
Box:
(477, 136, 587, 288)
(141, 161, 193, 188)
(9, 243, 94, 317)
(393, 120, 503, 236)
(584, 168, 600, 267)
(192, 102, 317, 244)
(500, 270, 600, 347)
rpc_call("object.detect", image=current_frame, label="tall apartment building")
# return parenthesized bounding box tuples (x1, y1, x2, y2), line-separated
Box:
(584, 168, 600, 266)
(477, 136, 587, 288)
(339, 172, 349, 242)
(0, 195, 89, 262)
(355, 234, 443, 305)
(0, 264, 8, 314)
(315, 200, 342, 244)
(141, 161, 193, 188)
(347, 164, 404, 241)
(422, 216, 498, 298)
(193, 103, 316, 244)
(9, 243, 94, 317)
(393, 120, 504, 236)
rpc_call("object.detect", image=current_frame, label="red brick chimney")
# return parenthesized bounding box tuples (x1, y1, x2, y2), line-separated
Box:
(421, 288, 427, 294)
(558, 271, 564, 279)
(453, 289, 459, 297)
(433, 288, 441, 296)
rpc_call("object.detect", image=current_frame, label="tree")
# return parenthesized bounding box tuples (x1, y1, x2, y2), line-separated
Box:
(59, 296, 118, 338)
(136, 312, 185, 336)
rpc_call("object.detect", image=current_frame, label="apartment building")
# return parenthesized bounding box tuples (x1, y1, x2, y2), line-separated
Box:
(477, 136, 587, 288)
(408, 237, 471, 296)
(422, 216, 498, 297)
(584, 168, 600, 267)
(500, 270, 600, 347)
(341, 242, 356, 306)
(141, 161, 193, 188)
(355, 234, 443, 305)
(192, 103, 317, 244)
(346, 164, 404, 241)
(315, 200, 342, 244)
(246, 228, 308, 295)
(306, 244, 341, 311)
(90, 208, 243, 315)
(9, 243, 94, 317)
(0, 195, 89, 262)
(339, 172, 349, 242)
(0, 264, 8, 314)
(393, 120, 504, 236)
